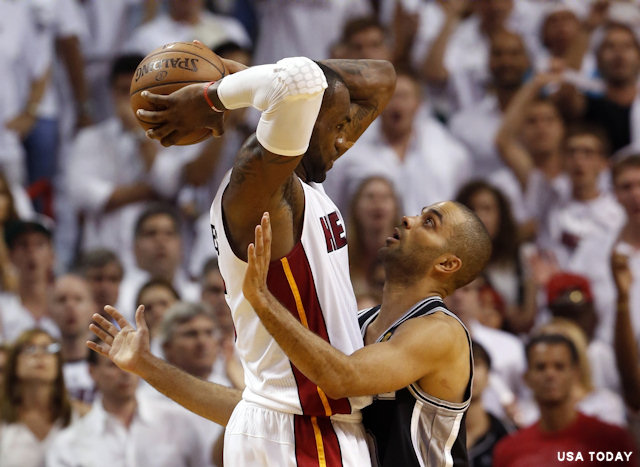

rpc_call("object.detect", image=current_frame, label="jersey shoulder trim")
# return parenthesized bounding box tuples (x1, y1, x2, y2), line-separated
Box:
(358, 306, 380, 336)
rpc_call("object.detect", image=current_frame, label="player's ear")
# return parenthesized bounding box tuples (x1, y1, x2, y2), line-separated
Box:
(435, 254, 462, 275)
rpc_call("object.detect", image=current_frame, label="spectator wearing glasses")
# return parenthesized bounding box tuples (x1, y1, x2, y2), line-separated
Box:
(0, 329, 74, 467)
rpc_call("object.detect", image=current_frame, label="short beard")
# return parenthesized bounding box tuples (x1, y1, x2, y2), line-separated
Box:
(381, 247, 430, 288)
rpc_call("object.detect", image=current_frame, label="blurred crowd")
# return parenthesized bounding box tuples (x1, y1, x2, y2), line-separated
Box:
(1, 0, 640, 465)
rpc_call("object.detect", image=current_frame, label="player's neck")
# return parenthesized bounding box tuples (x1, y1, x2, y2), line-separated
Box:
(294, 165, 309, 183)
(378, 279, 443, 322)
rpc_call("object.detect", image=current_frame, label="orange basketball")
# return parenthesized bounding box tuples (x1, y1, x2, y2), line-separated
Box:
(130, 41, 227, 145)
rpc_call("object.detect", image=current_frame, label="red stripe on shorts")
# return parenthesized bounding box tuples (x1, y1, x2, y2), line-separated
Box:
(267, 242, 352, 416)
(294, 415, 343, 467)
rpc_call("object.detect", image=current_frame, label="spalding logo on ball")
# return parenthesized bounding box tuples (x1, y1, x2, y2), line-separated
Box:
(130, 41, 227, 145)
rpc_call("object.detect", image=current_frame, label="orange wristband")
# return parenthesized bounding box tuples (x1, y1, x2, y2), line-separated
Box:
(203, 81, 224, 113)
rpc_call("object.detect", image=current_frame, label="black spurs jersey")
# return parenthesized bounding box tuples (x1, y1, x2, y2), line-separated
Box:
(359, 296, 473, 467)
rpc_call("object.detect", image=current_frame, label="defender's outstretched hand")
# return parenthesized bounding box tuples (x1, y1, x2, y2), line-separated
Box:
(88, 305, 151, 376)
(243, 212, 272, 306)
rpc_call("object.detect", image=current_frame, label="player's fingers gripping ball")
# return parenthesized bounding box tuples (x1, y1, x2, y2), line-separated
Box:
(130, 41, 226, 145)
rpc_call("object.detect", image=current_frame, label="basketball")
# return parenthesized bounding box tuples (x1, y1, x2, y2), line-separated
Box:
(130, 41, 227, 145)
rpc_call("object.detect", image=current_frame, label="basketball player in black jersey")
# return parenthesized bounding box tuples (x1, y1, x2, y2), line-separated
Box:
(89, 200, 490, 465)
(243, 201, 492, 466)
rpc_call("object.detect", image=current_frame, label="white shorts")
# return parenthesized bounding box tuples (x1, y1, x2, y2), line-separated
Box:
(224, 400, 374, 466)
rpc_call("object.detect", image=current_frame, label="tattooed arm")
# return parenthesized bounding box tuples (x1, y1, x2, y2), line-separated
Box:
(320, 59, 396, 149)
(222, 136, 304, 261)
(221, 60, 395, 260)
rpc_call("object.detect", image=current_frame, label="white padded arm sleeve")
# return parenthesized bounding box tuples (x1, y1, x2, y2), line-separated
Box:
(216, 57, 328, 156)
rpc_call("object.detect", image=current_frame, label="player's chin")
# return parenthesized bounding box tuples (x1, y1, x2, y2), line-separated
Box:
(310, 170, 328, 183)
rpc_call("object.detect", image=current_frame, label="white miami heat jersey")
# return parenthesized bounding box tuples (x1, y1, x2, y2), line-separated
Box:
(210, 171, 371, 416)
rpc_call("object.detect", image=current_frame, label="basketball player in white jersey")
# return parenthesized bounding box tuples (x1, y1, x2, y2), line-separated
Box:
(89, 55, 395, 466)
(88, 200, 491, 466)
(241, 202, 491, 466)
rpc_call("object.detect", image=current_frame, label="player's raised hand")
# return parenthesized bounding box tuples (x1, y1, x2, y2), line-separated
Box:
(87, 305, 151, 376)
(243, 212, 272, 305)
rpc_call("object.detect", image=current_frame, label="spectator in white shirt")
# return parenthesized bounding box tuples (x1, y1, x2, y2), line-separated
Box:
(495, 73, 571, 232)
(125, 0, 251, 55)
(119, 204, 199, 321)
(560, 22, 640, 155)
(159, 302, 223, 384)
(56, 0, 149, 127)
(449, 29, 531, 181)
(66, 54, 173, 270)
(24, 0, 89, 201)
(46, 348, 208, 467)
(0, 330, 73, 467)
(49, 274, 98, 404)
(135, 278, 180, 351)
(249, 0, 371, 65)
(531, 1, 609, 90)
(340, 16, 393, 62)
(568, 155, 640, 347)
(75, 249, 125, 316)
(324, 69, 472, 216)
(538, 125, 625, 267)
(418, 0, 517, 115)
(0, 0, 51, 186)
(153, 302, 232, 466)
(0, 219, 59, 343)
